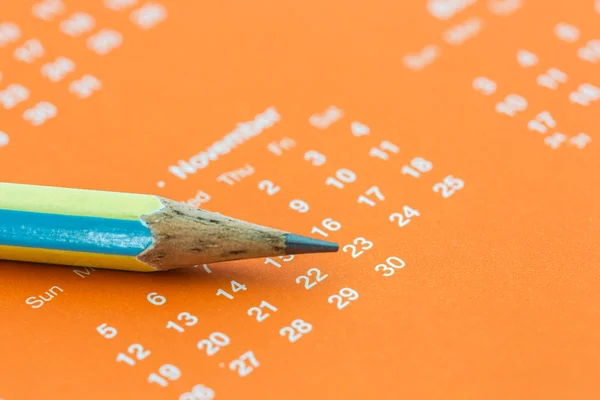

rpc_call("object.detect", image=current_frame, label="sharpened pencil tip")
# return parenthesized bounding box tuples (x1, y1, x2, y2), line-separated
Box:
(284, 233, 339, 255)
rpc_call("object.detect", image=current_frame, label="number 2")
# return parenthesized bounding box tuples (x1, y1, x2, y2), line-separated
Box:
(258, 180, 280, 195)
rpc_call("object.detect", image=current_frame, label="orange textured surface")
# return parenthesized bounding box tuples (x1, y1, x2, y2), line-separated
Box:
(1, 1, 599, 399)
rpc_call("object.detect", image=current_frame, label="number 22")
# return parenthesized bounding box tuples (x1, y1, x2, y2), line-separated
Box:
(296, 268, 328, 290)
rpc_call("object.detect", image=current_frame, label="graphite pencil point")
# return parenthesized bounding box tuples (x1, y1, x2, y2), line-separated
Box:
(284, 233, 339, 255)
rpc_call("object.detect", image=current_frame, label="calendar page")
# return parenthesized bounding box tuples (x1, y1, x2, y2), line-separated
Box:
(1, 1, 599, 399)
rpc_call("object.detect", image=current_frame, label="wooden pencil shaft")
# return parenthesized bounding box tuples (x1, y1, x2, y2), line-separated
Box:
(0, 182, 338, 272)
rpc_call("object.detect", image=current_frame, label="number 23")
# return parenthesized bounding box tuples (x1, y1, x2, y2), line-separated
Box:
(343, 237, 373, 258)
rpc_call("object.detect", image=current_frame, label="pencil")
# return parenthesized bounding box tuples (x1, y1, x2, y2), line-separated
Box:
(0, 182, 339, 272)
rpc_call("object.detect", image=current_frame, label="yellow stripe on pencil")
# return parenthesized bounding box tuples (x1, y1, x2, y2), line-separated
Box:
(0, 182, 339, 272)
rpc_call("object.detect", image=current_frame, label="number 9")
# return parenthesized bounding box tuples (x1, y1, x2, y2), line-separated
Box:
(289, 199, 309, 213)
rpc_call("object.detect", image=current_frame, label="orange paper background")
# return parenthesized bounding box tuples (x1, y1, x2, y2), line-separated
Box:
(1, 1, 599, 399)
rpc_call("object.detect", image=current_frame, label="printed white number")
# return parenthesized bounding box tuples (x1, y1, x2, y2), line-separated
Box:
(0, 22, 21, 47)
(116, 343, 151, 366)
(60, 12, 95, 37)
(569, 83, 600, 106)
(296, 268, 328, 290)
(342, 237, 373, 258)
(0, 84, 30, 109)
(433, 175, 465, 198)
(14, 39, 45, 63)
(197, 332, 230, 356)
(472, 77, 497, 95)
(578, 39, 600, 64)
(351, 121, 370, 136)
(537, 68, 567, 90)
(69, 74, 102, 99)
(166, 312, 198, 333)
(304, 150, 326, 166)
(179, 384, 215, 400)
(280, 319, 312, 343)
(389, 206, 420, 227)
(267, 137, 295, 155)
(216, 289, 233, 299)
(369, 140, 399, 160)
(527, 111, 556, 134)
(554, 22, 580, 42)
(41, 56, 75, 82)
(428, 0, 475, 19)
(130, 3, 167, 30)
(375, 256, 406, 277)
(87, 29, 123, 55)
(247, 301, 278, 322)
(147, 292, 166, 305)
(357, 185, 385, 206)
(96, 323, 117, 339)
(495, 94, 527, 116)
(216, 280, 247, 300)
(544, 132, 567, 149)
(402, 157, 433, 178)
(309, 105, 342, 129)
(569, 133, 592, 149)
(516, 50, 538, 68)
(328, 288, 359, 310)
(33, 0, 65, 21)
(23, 102, 57, 126)
(289, 199, 309, 213)
(229, 351, 259, 377)
(264, 255, 293, 268)
(326, 168, 356, 189)
(105, 0, 138, 11)
(0, 131, 9, 147)
(148, 364, 181, 387)
(311, 217, 342, 237)
(258, 180, 280, 195)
